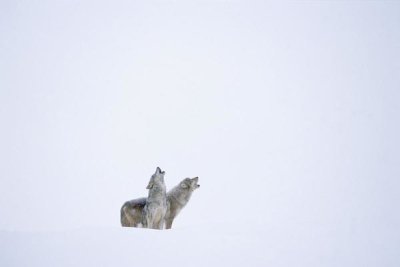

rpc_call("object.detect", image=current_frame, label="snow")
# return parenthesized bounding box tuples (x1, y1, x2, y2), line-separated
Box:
(1, 220, 398, 267)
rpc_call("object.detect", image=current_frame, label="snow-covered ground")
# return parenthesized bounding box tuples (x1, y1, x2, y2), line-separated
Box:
(1, 219, 398, 267)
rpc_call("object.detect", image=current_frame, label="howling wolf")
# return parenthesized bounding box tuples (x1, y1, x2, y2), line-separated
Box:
(120, 167, 167, 229)
(121, 176, 199, 229)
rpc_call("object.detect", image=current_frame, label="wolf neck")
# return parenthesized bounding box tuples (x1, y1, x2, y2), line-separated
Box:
(147, 184, 166, 203)
(168, 186, 193, 206)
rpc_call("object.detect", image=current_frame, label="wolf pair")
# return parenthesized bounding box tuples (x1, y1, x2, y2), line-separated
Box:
(120, 167, 200, 230)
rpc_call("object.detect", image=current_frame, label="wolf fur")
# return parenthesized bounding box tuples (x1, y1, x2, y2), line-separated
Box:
(120, 176, 199, 229)
(120, 197, 147, 227)
(143, 167, 167, 229)
(120, 167, 167, 229)
(164, 177, 200, 229)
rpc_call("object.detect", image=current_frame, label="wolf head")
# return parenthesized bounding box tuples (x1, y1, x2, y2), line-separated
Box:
(179, 177, 200, 191)
(146, 167, 166, 189)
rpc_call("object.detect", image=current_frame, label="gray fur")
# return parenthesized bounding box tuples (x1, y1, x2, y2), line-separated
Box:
(120, 176, 200, 229)
(120, 197, 146, 227)
(164, 177, 200, 229)
(143, 167, 167, 229)
(120, 167, 167, 230)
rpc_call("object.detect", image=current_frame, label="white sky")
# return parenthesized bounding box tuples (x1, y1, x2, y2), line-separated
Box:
(0, 0, 399, 237)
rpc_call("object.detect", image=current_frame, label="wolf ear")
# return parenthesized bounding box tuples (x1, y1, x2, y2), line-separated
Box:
(156, 167, 162, 174)
(180, 182, 188, 189)
(146, 181, 154, 189)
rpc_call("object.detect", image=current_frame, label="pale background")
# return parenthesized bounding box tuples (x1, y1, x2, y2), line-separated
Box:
(0, 1, 399, 265)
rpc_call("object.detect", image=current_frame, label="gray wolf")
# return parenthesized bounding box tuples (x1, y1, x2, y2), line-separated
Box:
(144, 167, 167, 229)
(120, 176, 199, 229)
(164, 177, 200, 229)
(120, 167, 167, 229)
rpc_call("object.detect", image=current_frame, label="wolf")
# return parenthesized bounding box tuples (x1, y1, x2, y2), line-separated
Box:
(120, 176, 200, 229)
(120, 167, 167, 229)
(164, 177, 200, 229)
(143, 167, 167, 229)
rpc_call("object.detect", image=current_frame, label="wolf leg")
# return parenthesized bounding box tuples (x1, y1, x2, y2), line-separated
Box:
(165, 218, 173, 229)
(121, 204, 133, 227)
(145, 213, 154, 229)
(157, 217, 165, 230)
